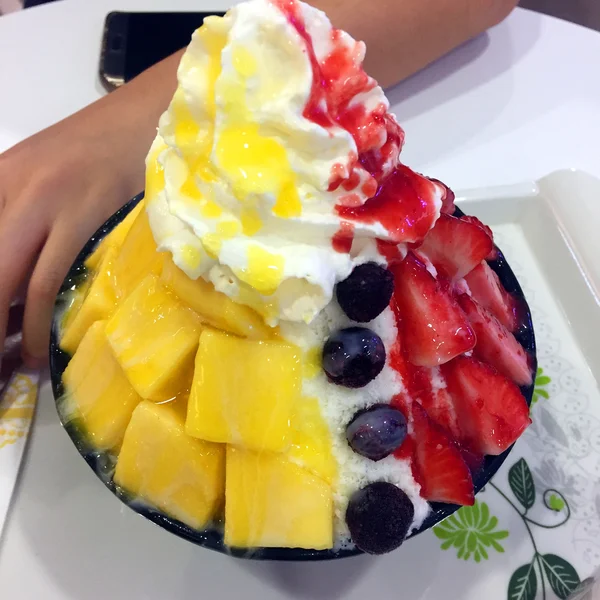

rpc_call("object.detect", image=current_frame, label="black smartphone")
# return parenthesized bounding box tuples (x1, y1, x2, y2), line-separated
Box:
(100, 11, 225, 91)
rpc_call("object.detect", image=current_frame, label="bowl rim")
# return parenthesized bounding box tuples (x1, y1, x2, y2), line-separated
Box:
(50, 192, 537, 561)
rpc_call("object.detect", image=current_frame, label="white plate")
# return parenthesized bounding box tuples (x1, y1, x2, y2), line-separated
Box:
(0, 170, 599, 600)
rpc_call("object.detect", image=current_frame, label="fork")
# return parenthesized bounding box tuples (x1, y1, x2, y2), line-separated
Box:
(0, 301, 39, 440)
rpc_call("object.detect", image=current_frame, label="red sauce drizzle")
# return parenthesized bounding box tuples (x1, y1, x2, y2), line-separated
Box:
(272, 0, 403, 196)
(272, 0, 439, 253)
(361, 178, 378, 198)
(376, 240, 403, 265)
(331, 222, 355, 253)
(394, 434, 416, 462)
(273, 0, 332, 128)
(388, 300, 436, 415)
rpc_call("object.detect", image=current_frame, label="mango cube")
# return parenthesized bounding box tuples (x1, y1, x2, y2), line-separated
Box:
(85, 201, 144, 271)
(113, 207, 164, 298)
(289, 397, 336, 485)
(60, 246, 119, 355)
(186, 330, 300, 451)
(225, 447, 333, 549)
(161, 257, 272, 339)
(60, 277, 91, 342)
(115, 401, 225, 530)
(62, 320, 141, 450)
(106, 274, 202, 401)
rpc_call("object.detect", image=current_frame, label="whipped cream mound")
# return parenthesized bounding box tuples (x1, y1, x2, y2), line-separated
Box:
(145, 0, 443, 325)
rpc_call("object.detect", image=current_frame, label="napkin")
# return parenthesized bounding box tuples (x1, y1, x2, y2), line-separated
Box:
(0, 368, 39, 538)
(0, 304, 39, 539)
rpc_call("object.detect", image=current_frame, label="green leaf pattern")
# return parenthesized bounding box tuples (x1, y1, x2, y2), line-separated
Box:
(531, 367, 551, 408)
(433, 456, 580, 600)
(509, 458, 536, 510)
(508, 563, 537, 600)
(548, 493, 566, 512)
(540, 554, 581, 599)
(433, 501, 508, 562)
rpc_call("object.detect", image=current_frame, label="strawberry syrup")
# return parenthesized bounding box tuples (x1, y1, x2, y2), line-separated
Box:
(331, 222, 355, 253)
(388, 304, 437, 416)
(376, 240, 404, 264)
(272, 0, 440, 254)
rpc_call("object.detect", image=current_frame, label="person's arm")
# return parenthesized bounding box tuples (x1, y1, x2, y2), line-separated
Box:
(0, 52, 182, 364)
(0, 0, 517, 365)
(317, 0, 518, 87)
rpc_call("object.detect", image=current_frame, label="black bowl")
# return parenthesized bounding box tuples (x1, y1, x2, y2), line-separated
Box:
(50, 193, 536, 561)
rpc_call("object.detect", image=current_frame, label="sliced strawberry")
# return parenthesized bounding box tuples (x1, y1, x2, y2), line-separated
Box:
(460, 215, 498, 260)
(336, 165, 440, 244)
(442, 356, 531, 455)
(410, 402, 474, 505)
(459, 215, 493, 241)
(428, 178, 455, 214)
(393, 428, 416, 462)
(419, 381, 461, 440)
(457, 294, 533, 386)
(389, 332, 461, 439)
(453, 277, 471, 296)
(465, 261, 518, 331)
(417, 214, 493, 281)
(388, 328, 435, 401)
(391, 253, 476, 367)
(458, 446, 485, 475)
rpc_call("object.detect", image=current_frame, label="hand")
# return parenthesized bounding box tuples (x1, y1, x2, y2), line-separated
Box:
(0, 107, 141, 366)
(0, 52, 180, 367)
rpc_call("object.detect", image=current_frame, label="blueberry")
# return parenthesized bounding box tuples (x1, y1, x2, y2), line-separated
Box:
(346, 482, 414, 554)
(346, 404, 407, 461)
(336, 262, 394, 322)
(322, 327, 385, 388)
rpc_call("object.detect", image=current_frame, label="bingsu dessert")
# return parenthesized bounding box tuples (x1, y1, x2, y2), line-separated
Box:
(57, 0, 533, 555)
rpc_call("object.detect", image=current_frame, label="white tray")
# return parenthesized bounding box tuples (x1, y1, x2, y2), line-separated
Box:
(0, 170, 599, 600)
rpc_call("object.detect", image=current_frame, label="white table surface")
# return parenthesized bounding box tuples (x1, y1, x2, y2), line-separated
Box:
(1, 2, 600, 599)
